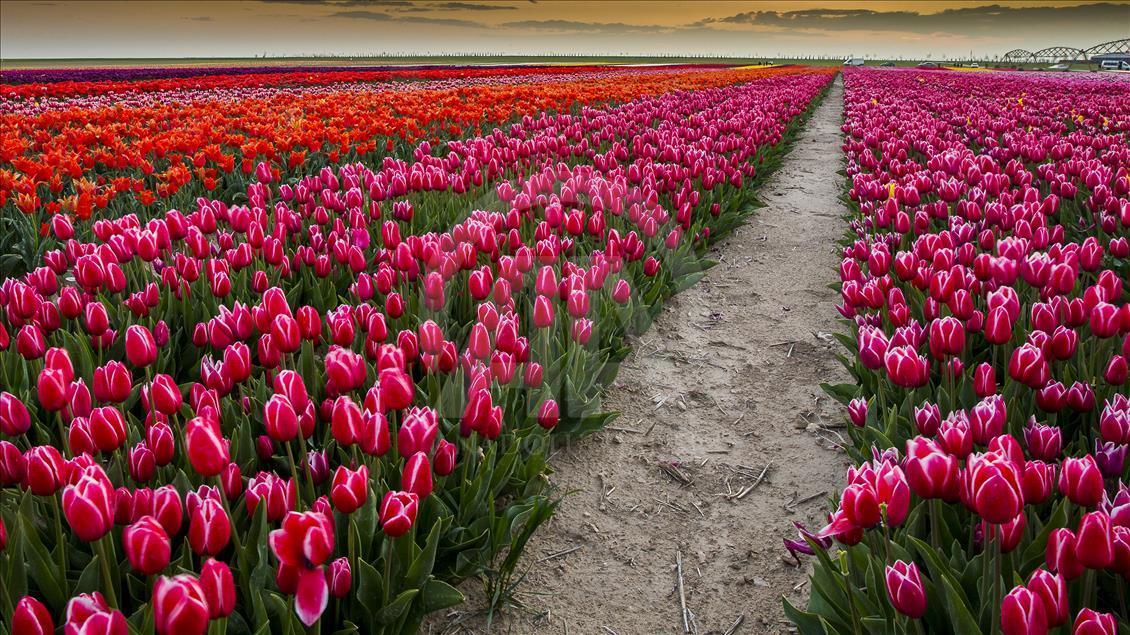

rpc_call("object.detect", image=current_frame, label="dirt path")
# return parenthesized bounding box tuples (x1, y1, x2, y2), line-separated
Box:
(438, 75, 851, 635)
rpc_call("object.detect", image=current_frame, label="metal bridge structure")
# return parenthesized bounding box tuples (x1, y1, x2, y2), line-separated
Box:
(1000, 39, 1130, 66)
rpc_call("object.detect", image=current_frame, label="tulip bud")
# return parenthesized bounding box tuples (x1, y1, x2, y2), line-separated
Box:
(1026, 569, 1068, 627)
(1001, 586, 1047, 635)
(847, 398, 867, 427)
(188, 497, 230, 556)
(123, 515, 171, 575)
(537, 399, 560, 430)
(153, 574, 210, 635)
(1072, 609, 1117, 635)
(1075, 511, 1114, 570)
(884, 560, 926, 619)
(0, 391, 31, 436)
(200, 558, 236, 618)
(1058, 455, 1103, 507)
(380, 490, 418, 537)
(402, 451, 433, 498)
(434, 439, 457, 476)
(64, 593, 126, 635)
(1046, 528, 1085, 580)
(264, 394, 299, 442)
(328, 557, 352, 598)
(62, 465, 114, 541)
(12, 596, 54, 635)
(124, 324, 158, 367)
(331, 465, 369, 514)
(185, 417, 229, 478)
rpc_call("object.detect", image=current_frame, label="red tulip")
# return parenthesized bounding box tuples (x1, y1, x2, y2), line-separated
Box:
(93, 361, 132, 403)
(12, 596, 54, 635)
(200, 558, 236, 618)
(124, 324, 157, 367)
(380, 490, 418, 538)
(847, 398, 867, 428)
(264, 394, 299, 442)
(0, 441, 25, 486)
(23, 445, 64, 495)
(884, 345, 929, 388)
(246, 472, 296, 522)
(434, 439, 457, 476)
(188, 496, 230, 556)
(331, 465, 369, 514)
(1001, 586, 1048, 635)
(64, 592, 127, 635)
(913, 402, 940, 436)
(1020, 460, 1055, 505)
(1046, 528, 1085, 580)
(1026, 569, 1068, 628)
(62, 465, 114, 541)
(1058, 455, 1103, 507)
(965, 452, 1024, 524)
(884, 560, 926, 619)
(397, 407, 438, 458)
(905, 438, 959, 501)
(152, 574, 210, 635)
(1075, 511, 1114, 569)
(88, 406, 127, 452)
(270, 511, 334, 568)
(37, 367, 68, 412)
(1072, 609, 1117, 635)
(537, 399, 560, 430)
(378, 366, 415, 411)
(402, 451, 433, 498)
(1008, 343, 1050, 388)
(973, 362, 997, 397)
(123, 515, 171, 575)
(270, 512, 334, 626)
(327, 557, 352, 598)
(185, 416, 229, 478)
(1104, 355, 1128, 386)
(0, 391, 31, 436)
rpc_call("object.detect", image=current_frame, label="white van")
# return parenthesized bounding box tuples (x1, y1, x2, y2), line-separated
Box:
(843, 58, 865, 67)
(1099, 60, 1130, 71)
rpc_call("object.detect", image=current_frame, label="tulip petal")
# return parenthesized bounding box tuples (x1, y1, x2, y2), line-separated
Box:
(295, 566, 329, 627)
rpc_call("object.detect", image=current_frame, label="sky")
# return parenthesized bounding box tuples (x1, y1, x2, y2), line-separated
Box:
(1, 0, 1127, 60)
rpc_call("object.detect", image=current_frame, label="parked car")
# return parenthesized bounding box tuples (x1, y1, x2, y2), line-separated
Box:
(916, 62, 939, 69)
(879, 61, 896, 67)
(843, 58, 865, 67)
(1047, 63, 1071, 71)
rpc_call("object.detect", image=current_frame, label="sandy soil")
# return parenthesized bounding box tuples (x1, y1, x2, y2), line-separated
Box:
(434, 75, 851, 635)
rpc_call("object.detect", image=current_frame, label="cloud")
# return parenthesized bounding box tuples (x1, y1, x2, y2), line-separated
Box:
(695, 3, 1130, 37)
(501, 18, 668, 33)
(330, 9, 485, 27)
(426, 2, 518, 10)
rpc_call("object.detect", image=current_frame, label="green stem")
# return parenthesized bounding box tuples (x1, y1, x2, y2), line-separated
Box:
(52, 493, 69, 582)
(214, 476, 250, 597)
(97, 534, 119, 608)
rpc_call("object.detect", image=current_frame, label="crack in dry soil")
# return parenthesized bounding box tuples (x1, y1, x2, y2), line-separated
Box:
(436, 75, 850, 635)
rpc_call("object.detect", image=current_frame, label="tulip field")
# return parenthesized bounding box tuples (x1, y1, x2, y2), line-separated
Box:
(0, 63, 838, 634)
(0, 59, 1128, 634)
(784, 69, 1130, 634)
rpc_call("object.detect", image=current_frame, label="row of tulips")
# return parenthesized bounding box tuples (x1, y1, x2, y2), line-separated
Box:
(0, 65, 794, 268)
(0, 67, 836, 633)
(785, 69, 1130, 633)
